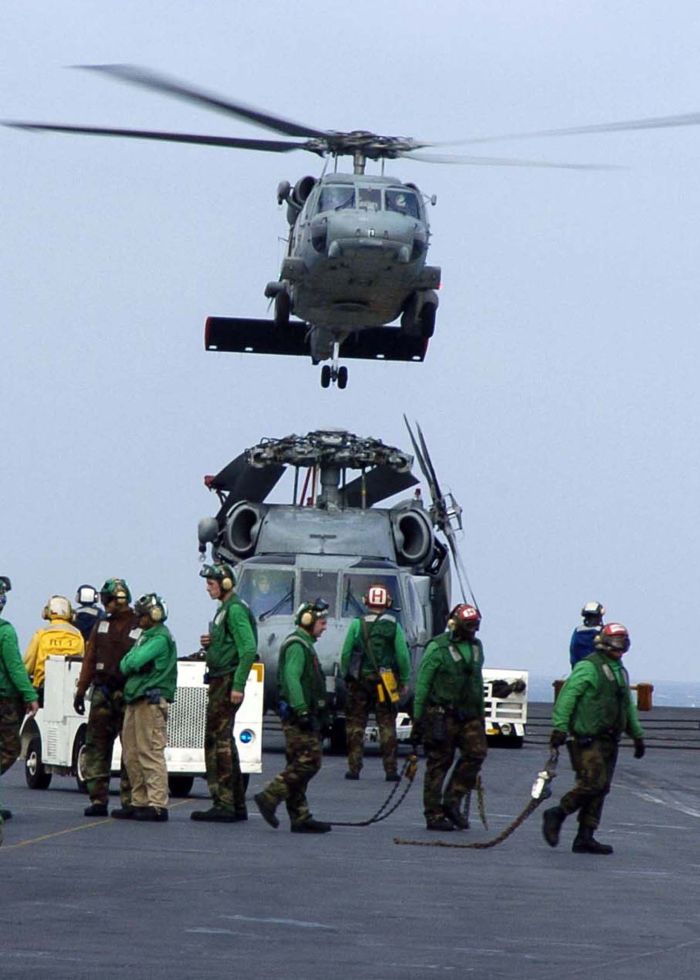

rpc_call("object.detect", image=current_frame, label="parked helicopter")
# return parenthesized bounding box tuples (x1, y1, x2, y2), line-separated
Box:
(8, 64, 700, 386)
(196, 422, 475, 749)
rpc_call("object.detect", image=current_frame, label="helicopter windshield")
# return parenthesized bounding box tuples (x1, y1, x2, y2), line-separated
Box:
(300, 570, 338, 616)
(357, 187, 382, 212)
(385, 189, 420, 219)
(341, 573, 403, 625)
(318, 185, 355, 212)
(236, 569, 294, 619)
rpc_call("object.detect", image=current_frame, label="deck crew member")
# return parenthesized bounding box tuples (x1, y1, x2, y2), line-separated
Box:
(254, 600, 332, 834)
(191, 564, 257, 823)
(411, 604, 488, 832)
(74, 584, 104, 642)
(74, 578, 140, 817)
(24, 595, 84, 702)
(570, 601, 605, 668)
(341, 584, 410, 782)
(543, 623, 645, 855)
(118, 593, 177, 822)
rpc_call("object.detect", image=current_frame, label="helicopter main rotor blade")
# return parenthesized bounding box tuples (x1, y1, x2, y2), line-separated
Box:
(403, 150, 620, 171)
(78, 64, 330, 140)
(4, 121, 312, 153)
(441, 110, 700, 146)
(340, 466, 418, 509)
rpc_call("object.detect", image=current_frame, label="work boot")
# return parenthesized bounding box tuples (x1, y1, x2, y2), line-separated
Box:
(572, 826, 613, 855)
(233, 807, 248, 822)
(385, 772, 401, 783)
(190, 806, 237, 823)
(111, 806, 137, 820)
(444, 805, 470, 830)
(291, 818, 332, 834)
(254, 792, 280, 829)
(84, 802, 108, 817)
(134, 806, 168, 822)
(426, 817, 455, 832)
(344, 771, 360, 780)
(0, 808, 13, 821)
(542, 806, 566, 847)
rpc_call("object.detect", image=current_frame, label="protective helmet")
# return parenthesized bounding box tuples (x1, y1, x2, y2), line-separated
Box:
(200, 563, 236, 592)
(447, 603, 481, 637)
(294, 598, 329, 629)
(0, 575, 10, 612)
(76, 584, 99, 606)
(363, 584, 392, 609)
(42, 595, 73, 621)
(595, 622, 630, 652)
(134, 593, 168, 624)
(100, 578, 131, 605)
(581, 601, 605, 620)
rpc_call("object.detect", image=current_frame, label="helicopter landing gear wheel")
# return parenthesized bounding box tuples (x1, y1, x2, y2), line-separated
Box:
(320, 342, 348, 389)
(274, 290, 290, 328)
(420, 302, 437, 338)
(337, 365, 348, 389)
(401, 292, 419, 336)
(320, 364, 332, 388)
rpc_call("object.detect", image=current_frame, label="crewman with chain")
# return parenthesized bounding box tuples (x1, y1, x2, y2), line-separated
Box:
(119, 594, 177, 822)
(411, 604, 488, 832)
(74, 578, 140, 817)
(191, 563, 258, 823)
(254, 600, 331, 834)
(543, 622, 645, 855)
(24, 595, 84, 703)
(0, 577, 39, 832)
(341, 584, 410, 782)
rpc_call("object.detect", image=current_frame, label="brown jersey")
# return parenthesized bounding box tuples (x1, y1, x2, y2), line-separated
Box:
(76, 607, 141, 695)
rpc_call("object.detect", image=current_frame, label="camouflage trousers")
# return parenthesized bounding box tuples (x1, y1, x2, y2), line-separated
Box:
(559, 735, 619, 830)
(345, 676, 398, 776)
(204, 674, 246, 813)
(258, 720, 322, 825)
(0, 697, 23, 777)
(422, 711, 488, 821)
(84, 686, 132, 807)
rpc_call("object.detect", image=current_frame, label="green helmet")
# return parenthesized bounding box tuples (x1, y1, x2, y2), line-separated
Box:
(134, 593, 168, 623)
(100, 578, 131, 605)
(200, 563, 235, 591)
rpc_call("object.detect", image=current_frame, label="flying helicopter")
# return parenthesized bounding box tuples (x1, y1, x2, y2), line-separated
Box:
(7, 65, 700, 387)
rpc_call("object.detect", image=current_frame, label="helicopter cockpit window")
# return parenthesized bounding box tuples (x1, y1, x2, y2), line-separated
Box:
(385, 189, 420, 219)
(341, 573, 403, 626)
(357, 187, 382, 212)
(318, 185, 355, 212)
(236, 569, 294, 620)
(299, 571, 338, 616)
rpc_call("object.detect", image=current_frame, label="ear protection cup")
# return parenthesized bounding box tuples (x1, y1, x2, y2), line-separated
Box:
(150, 604, 164, 622)
(300, 607, 314, 627)
(220, 575, 234, 592)
(42, 604, 51, 621)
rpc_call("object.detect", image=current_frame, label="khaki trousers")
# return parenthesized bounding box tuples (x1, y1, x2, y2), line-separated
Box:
(122, 698, 169, 809)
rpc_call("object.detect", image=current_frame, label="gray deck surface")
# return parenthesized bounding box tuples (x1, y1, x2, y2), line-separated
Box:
(2, 705, 699, 980)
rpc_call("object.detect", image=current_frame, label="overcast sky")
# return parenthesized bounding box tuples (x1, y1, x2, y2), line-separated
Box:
(3, 1, 700, 688)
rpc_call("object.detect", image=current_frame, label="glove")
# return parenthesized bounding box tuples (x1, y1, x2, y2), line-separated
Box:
(295, 713, 313, 732)
(409, 720, 425, 745)
(73, 693, 85, 715)
(491, 679, 512, 699)
(549, 729, 567, 749)
(633, 738, 646, 759)
(511, 678, 527, 694)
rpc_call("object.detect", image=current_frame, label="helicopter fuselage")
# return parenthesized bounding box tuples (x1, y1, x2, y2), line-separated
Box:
(276, 173, 441, 332)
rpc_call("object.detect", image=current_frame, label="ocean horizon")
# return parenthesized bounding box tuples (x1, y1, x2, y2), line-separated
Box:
(527, 675, 700, 709)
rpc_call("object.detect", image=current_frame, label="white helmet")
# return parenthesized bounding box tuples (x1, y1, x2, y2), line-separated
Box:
(43, 595, 73, 621)
(76, 584, 99, 606)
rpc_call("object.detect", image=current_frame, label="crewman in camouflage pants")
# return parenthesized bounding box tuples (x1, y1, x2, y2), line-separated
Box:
(255, 600, 331, 834)
(411, 604, 488, 832)
(340, 584, 411, 781)
(0, 577, 39, 837)
(74, 578, 140, 817)
(191, 564, 258, 823)
(543, 623, 645, 855)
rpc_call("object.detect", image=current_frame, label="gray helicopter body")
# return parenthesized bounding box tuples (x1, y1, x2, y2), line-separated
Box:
(197, 429, 457, 727)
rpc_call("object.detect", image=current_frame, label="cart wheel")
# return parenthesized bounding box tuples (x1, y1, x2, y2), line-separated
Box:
(25, 735, 52, 790)
(73, 729, 89, 793)
(168, 775, 195, 797)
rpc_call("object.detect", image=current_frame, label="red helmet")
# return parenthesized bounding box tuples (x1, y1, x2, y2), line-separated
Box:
(447, 603, 481, 636)
(596, 622, 630, 652)
(363, 585, 392, 609)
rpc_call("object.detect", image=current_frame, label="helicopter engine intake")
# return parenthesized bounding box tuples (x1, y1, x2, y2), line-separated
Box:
(390, 506, 433, 566)
(224, 502, 267, 558)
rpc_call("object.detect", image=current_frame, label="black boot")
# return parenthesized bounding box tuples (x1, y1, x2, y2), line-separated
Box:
(572, 826, 613, 855)
(444, 805, 470, 830)
(111, 806, 137, 820)
(291, 817, 332, 834)
(84, 802, 108, 817)
(0, 808, 13, 821)
(542, 806, 566, 847)
(190, 806, 236, 823)
(133, 806, 168, 822)
(426, 816, 455, 832)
